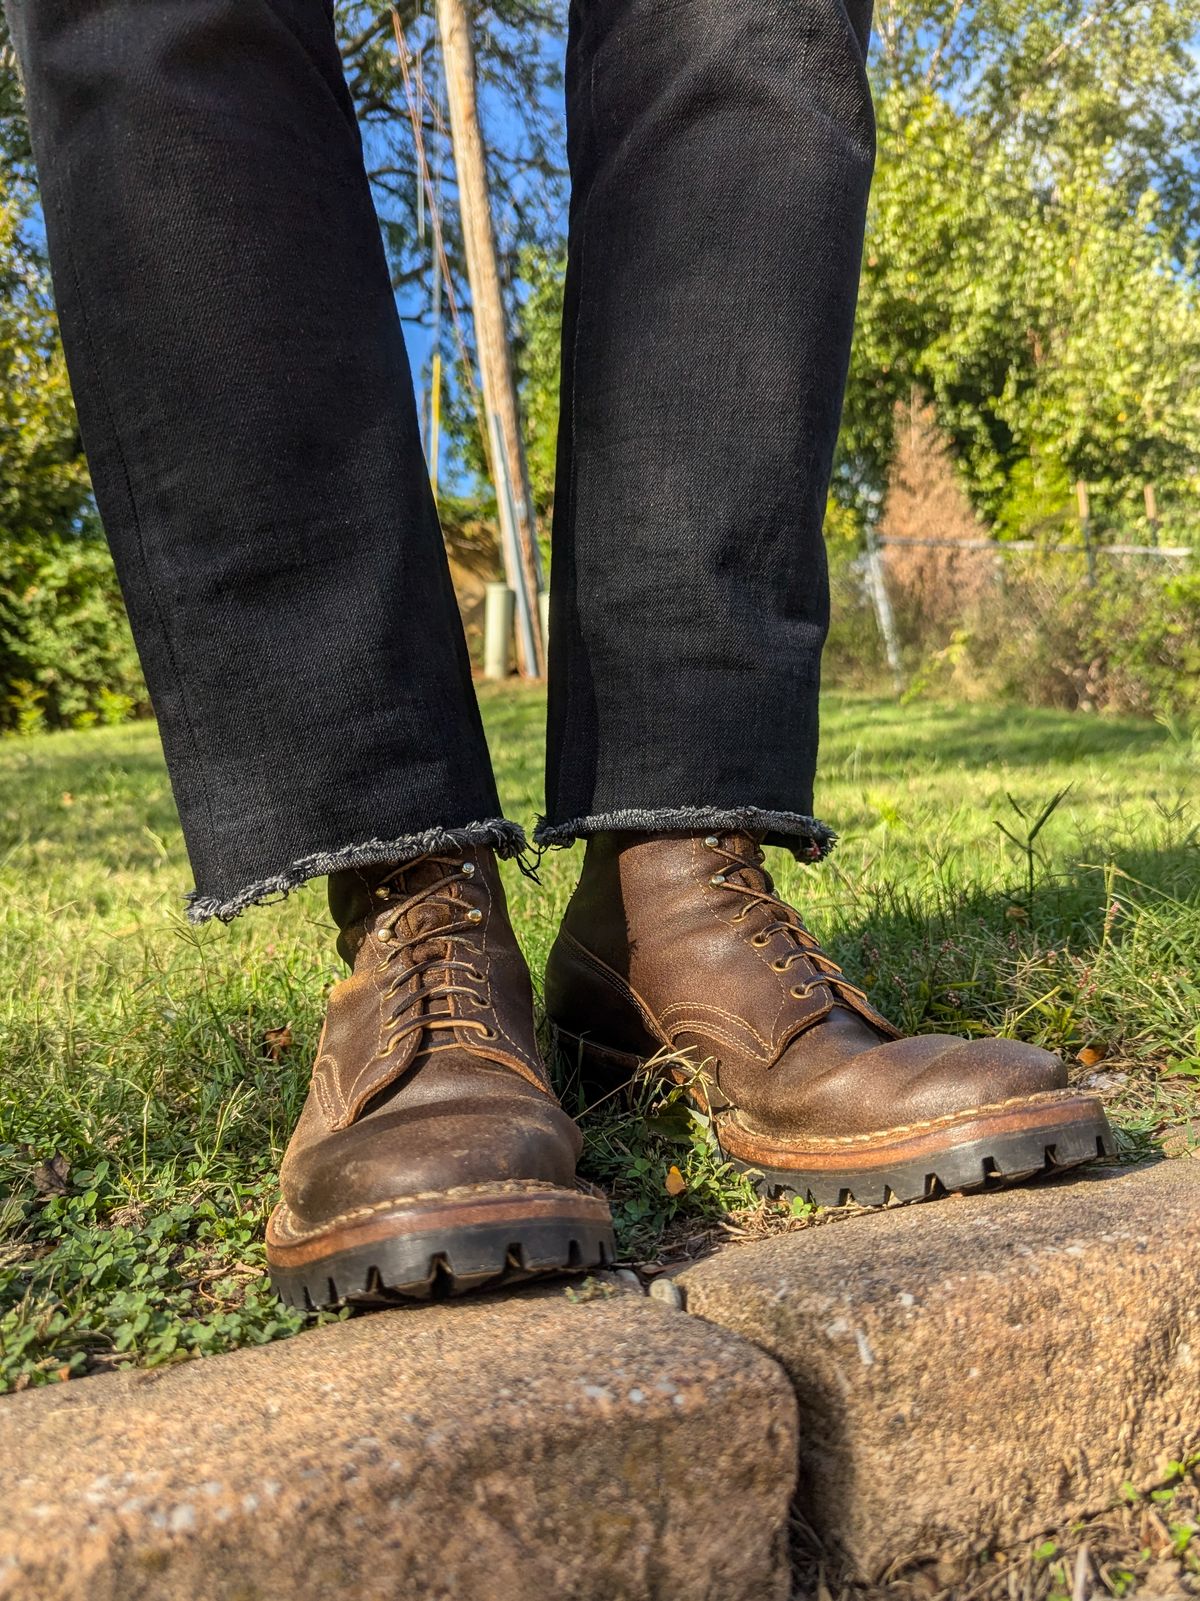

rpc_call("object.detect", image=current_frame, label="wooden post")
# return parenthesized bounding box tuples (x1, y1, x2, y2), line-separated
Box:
(1144, 483, 1160, 548)
(436, 0, 544, 677)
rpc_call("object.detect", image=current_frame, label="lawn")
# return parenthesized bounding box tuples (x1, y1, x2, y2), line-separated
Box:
(1, 684, 1198, 1396)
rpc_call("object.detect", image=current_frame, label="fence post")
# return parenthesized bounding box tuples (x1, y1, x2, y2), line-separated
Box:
(483, 581, 514, 680)
(1076, 480, 1097, 587)
(1144, 483, 1160, 548)
(864, 526, 905, 692)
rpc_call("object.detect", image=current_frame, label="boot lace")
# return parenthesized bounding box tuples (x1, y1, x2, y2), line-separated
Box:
(704, 837, 872, 1007)
(369, 854, 495, 1056)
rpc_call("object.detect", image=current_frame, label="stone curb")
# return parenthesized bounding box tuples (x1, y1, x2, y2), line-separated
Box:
(677, 1160, 1200, 1580)
(0, 1288, 797, 1601)
(5, 1161, 1197, 1597)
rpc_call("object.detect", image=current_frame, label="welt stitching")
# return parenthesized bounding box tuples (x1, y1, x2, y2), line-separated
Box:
(272, 1179, 594, 1241)
(728, 1090, 1087, 1149)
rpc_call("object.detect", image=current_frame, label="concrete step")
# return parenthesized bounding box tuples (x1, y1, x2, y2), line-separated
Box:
(677, 1159, 1200, 1581)
(0, 1288, 796, 1601)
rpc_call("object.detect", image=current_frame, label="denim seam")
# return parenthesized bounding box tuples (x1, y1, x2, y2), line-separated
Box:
(533, 807, 836, 860)
(185, 817, 527, 924)
(550, 37, 602, 825)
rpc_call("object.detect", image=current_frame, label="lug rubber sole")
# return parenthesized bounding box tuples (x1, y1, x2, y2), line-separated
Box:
(727, 1095, 1117, 1209)
(267, 1182, 615, 1311)
(551, 1025, 1117, 1209)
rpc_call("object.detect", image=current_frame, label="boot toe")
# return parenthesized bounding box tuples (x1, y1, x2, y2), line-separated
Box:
(891, 1032, 1067, 1125)
(284, 1092, 583, 1235)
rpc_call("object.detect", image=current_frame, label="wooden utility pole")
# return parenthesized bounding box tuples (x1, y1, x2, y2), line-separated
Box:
(435, 0, 544, 677)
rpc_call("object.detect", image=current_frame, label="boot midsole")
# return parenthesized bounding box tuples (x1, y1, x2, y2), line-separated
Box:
(719, 1091, 1112, 1171)
(267, 1182, 612, 1268)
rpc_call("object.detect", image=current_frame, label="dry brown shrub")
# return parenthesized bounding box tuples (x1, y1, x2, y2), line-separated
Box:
(880, 394, 996, 641)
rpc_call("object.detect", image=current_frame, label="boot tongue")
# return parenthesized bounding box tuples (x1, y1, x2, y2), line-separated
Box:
(712, 831, 772, 892)
(330, 853, 461, 965)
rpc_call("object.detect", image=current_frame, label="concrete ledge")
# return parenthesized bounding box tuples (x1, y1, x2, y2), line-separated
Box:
(677, 1160, 1200, 1579)
(0, 1288, 797, 1601)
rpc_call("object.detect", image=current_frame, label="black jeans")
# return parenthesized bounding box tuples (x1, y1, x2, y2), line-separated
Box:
(8, 0, 875, 921)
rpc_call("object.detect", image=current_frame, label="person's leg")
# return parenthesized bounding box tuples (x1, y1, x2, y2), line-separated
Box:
(9, 0, 509, 918)
(541, 0, 875, 852)
(8, 0, 612, 1301)
(542, 0, 1114, 1202)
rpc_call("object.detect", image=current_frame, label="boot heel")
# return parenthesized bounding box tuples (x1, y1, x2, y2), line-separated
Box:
(549, 1024, 647, 1110)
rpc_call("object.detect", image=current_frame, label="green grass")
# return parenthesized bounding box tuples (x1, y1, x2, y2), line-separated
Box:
(1, 685, 1198, 1391)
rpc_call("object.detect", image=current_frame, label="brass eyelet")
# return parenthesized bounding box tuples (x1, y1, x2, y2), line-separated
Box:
(465, 907, 483, 924)
(750, 932, 769, 948)
(461, 861, 476, 877)
(704, 834, 719, 848)
(478, 1025, 498, 1041)
(710, 873, 725, 886)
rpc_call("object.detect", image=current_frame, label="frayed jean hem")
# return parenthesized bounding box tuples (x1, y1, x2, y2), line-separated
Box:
(184, 818, 528, 924)
(533, 806, 835, 862)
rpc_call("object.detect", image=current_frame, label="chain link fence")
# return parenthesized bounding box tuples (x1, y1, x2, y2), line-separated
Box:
(824, 534, 1198, 716)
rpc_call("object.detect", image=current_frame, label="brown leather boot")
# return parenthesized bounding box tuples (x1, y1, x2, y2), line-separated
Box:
(545, 831, 1115, 1207)
(267, 846, 613, 1308)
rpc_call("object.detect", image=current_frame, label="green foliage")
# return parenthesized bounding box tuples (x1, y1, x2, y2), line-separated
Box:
(513, 246, 566, 517)
(0, 1161, 327, 1385)
(0, 535, 143, 733)
(0, 173, 142, 732)
(842, 0, 1200, 525)
(993, 454, 1077, 543)
(561, 1069, 761, 1262)
(0, 182, 92, 544)
(889, 560, 1200, 720)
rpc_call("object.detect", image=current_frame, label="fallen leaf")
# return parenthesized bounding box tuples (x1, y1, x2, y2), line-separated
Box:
(1005, 904, 1028, 920)
(261, 1024, 294, 1062)
(664, 1165, 687, 1197)
(1078, 1044, 1107, 1067)
(31, 1154, 70, 1196)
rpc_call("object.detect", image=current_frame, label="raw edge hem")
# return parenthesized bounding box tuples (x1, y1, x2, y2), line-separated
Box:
(532, 806, 836, 862)
(185, 818, 527, 925)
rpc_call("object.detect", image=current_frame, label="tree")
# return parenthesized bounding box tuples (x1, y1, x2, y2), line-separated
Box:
(0, 181, 92, 542)
(840, 0, 1200, 531)
(0, 4, 567, 483)
(511, 245, 564, 518)
(0, 172, 142, 731)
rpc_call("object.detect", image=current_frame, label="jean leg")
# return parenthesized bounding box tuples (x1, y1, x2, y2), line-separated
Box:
(6, 0, 513, 919)
(541, 0, 875, 860)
